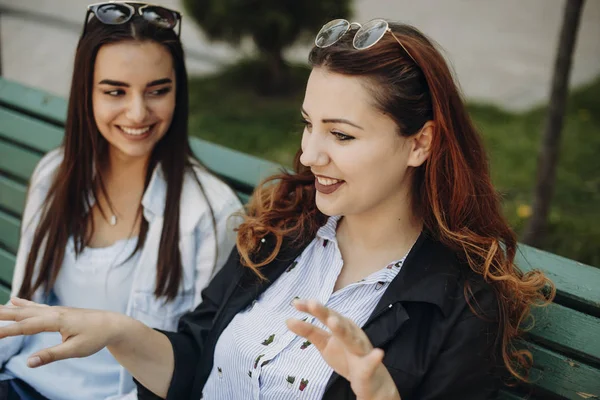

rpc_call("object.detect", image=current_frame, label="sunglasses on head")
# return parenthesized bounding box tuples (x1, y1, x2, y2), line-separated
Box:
(83, 1, 182, 37)
(315, 18, 418, 66)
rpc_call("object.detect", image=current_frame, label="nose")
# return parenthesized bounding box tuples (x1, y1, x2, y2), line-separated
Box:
(125, 94, 148, 124)
(299, 130, 329, 168)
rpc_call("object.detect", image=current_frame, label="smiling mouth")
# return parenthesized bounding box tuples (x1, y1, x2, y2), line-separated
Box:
(118, 124, 155, 136)
(316, 176, 341, 186)
(314, 175, 345, 194)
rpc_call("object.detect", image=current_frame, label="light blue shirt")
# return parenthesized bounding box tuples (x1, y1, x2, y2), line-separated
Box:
(4, 236, 140, 400)
(0, 149, 243, 399)
(202, 216, 410, 400)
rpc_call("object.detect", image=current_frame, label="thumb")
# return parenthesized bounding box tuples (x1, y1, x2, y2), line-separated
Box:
(363, 348, 385, 372)
(28, 337, 84, 368)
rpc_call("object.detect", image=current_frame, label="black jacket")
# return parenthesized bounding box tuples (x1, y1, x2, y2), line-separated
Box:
(138, 232, 503, 400)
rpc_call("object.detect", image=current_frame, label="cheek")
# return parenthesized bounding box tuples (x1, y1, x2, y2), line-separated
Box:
(340, 145, 380, 181)
(152, 95, 176, 122)
(92, 95, 121, 127)
(345, 142, 407, 187)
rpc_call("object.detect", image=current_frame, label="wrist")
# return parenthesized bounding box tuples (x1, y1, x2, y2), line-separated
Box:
(105, 311, 135, 346)
(370, 365, 401, 400)
(372, 385, 401, 400)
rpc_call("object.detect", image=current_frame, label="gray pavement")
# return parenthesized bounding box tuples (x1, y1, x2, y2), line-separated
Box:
(0, 0, 599, 111)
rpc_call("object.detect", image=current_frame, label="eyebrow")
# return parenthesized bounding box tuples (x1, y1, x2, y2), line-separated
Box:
(301, 107, 364, 130)
(98, 78, 173, 87)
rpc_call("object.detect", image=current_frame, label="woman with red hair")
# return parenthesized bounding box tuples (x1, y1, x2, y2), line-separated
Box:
(0, 19, 553, 400)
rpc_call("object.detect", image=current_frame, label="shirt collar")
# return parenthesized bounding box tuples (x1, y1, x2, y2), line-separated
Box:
(314, 218, 463, 316)
(316, 215, 342, 243)
(141, 162, 208, 234)
(141, 163, 167, 219)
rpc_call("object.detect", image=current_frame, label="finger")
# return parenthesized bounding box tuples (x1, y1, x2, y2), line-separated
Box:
(327, 313, 373, 356)
(293, 299, 332, 323)
(0, 305, 54, 323)
(286, 318, 331, 350)
(28, 336, 86, 368)
(295, 300, 372, 355)
(0, 315, 61, 339)
(11, 297, 47, 307)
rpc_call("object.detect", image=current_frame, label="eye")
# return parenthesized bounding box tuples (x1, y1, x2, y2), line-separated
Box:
(301, 118, 312, 132)
(104, 89, 125, 97)
(149, 87, 172, 96)
(332, 131, 354, 141)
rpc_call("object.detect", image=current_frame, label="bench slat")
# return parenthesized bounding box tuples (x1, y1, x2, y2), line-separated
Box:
(0, 102, 275, 196)
(0, 78, 67, 125)
(0, 107, 62, 154)
(0, 284, 10, 304)
(0, 210, 20, 253)
(529, 303, 600, 366)
(517, 245, 600, 316)
(0, 140, 41, 182)
(190, 139, 282, 192)
(236, 191, 250, 205)
(528, 343, 600, 399)
(0, 175, 27, 216)
(0, 248, 15, 286)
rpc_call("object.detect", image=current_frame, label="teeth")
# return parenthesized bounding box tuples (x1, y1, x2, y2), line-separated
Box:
(316, 176, 341, 186)
(121, 126, 151, 135)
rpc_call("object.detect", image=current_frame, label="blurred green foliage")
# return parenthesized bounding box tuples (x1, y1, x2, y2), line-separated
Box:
(182, 0, 351, 94)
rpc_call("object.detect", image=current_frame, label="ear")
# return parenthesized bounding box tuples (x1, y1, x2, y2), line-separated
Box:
(407, 121, 434, 167)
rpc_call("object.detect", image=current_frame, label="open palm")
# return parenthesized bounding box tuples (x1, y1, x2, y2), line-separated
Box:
(287, 299, 400, 400)
(0, 297, 120, 367)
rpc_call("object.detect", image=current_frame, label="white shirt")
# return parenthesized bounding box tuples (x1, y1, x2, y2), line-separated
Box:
(202, 216, 410, 400)
(0, 148, 243, 399)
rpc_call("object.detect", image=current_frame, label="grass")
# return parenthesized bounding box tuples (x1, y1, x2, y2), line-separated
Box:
(188, 61, 600, 267)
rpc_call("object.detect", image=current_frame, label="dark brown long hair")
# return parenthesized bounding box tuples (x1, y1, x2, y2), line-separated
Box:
(18, 14, 215, 301)
(236, 22, 554, 381)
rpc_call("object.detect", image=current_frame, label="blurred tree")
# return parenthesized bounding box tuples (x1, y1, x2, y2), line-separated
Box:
(523, 0, 585, 246)
(182, 0, 351, 95)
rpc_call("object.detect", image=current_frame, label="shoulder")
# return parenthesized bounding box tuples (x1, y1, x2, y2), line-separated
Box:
(188, 162, 242, 215)
(178, 160, 244, 232)
(447, 244, 499, 320)
(30, 148, 64, 191)
(25, 148, 64, 211)
(413, 236, 499, 320)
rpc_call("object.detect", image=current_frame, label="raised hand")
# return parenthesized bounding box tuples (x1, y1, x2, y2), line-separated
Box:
(287, 299, 401, 400)
(0, 297, 128, 367)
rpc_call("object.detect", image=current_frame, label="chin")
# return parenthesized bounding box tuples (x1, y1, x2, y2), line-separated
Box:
(315, 195, 342, 217)
(112, 144, 155, 159)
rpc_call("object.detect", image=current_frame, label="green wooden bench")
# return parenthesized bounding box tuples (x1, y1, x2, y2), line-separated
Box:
(1, 77, 599, 399)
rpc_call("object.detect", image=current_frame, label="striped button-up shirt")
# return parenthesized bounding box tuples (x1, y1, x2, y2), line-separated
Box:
(202, 216, 410, 399)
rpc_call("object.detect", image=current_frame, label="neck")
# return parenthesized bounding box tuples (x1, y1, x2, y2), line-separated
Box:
(337, 192, 423, 255)
(102, 150, 150, 193)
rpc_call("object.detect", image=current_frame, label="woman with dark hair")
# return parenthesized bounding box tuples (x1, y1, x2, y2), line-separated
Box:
(0, 19, 553, 400)
(0, 2, 241, 399)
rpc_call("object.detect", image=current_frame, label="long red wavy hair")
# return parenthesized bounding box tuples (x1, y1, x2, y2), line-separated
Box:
(236, 22, 554, 382)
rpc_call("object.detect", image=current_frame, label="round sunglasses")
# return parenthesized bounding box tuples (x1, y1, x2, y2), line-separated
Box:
(83, 1, 182, 36)
(315, 19, 418, 66)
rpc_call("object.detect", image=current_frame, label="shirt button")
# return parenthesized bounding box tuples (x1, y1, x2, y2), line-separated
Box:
(388, 304, 393, 309)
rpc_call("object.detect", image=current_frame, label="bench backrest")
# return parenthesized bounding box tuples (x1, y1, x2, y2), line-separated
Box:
(0, 77, 598, 399)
